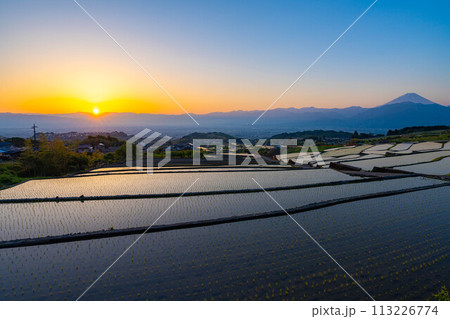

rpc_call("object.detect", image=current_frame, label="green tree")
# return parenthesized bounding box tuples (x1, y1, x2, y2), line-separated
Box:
(38, 133, 50, 152)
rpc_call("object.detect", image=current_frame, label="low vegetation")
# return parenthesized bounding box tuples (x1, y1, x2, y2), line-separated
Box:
(286, 144, 344, 154)
(353, 127, 450, 144)
(387, 125, 449, 136)
(0, 163, 25, 188)
(432, 286, 449, 301)
(153, 149, 195, 158)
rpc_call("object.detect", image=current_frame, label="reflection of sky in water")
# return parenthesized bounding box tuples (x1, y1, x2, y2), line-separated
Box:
(398, 157, 450, 175)
(0, 177, 443, 241)
(0, 187, 448, 301)
(0, 169, 356, 199)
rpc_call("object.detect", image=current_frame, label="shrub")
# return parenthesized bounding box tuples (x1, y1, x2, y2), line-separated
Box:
(433, 286, 449, 301)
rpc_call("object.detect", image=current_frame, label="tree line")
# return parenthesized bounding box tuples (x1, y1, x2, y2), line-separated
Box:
(0, 134, 127, 187)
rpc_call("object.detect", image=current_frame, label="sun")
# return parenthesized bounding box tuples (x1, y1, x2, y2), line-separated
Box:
(92, 107, 100, 115)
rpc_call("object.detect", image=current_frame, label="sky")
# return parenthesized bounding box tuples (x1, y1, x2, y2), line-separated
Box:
(0, 0, 449, 115)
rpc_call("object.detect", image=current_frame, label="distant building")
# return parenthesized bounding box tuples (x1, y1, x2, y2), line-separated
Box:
(95, 143, 106, 152)
(77, 144, 93, 153)
(0, 142, 12, 151)
(172, 143, 193, 151)
(0, 142, 22, 160)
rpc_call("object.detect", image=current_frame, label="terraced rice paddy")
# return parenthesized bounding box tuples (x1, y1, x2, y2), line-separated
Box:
(323, 145, 356, 152)
(409, 142, 443, 152)
(77, 167, 289, 177)
(394, 156, 450, 175)
(390, 143, 413, 151)
(1, 143, 449, 301)
(327, 154, 384, 164)
(0, 187, 448, 301)
(363, 144, 394, 154)
(321, 145, 372, 157)
(349, 154, 384, 161)
(0, 169, 357, 199)
(321, 142, 447, 165)
(0, 177, 442, 242)
(331, 154, 360, 160)
(85, 166, 286, 174)
(343, 150, 450, 170)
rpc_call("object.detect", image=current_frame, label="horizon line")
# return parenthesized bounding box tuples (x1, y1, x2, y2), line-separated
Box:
(1, 101, 446, 116)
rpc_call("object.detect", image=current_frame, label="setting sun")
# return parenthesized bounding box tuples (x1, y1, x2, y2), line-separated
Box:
(93, 107, 100, 115)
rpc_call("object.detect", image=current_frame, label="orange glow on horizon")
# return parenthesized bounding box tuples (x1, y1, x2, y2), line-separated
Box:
(12, 97, 174, 115)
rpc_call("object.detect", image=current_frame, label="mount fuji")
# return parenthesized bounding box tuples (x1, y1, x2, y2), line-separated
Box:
(384, 93, 436, 105)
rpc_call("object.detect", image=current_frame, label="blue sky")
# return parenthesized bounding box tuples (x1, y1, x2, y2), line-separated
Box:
(1, 0, 449, 114)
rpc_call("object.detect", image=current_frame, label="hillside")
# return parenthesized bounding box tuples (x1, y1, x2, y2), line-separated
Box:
(387, 125, 450, 136)
(270, 130, 354, 140)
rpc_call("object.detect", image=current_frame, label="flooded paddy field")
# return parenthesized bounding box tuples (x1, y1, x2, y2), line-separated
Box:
(342, 151, 450, 170)
(0, 169, 357, 199)
(0, 187, 448, 301)
(0, 144, 449, 301)
(0, 176, 443, 241)
(393, 157, 450, 175)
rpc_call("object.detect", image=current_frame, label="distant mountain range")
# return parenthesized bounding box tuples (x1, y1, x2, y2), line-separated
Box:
(0, 93, 449, 138)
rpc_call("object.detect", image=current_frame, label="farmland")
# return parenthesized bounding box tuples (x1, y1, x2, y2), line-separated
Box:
(0, 143, 448, 301)
(394, 157, 450, 175)
(2, 0, 450, 309)
(0, 187, 447, 301)
(0, 176, 443, 242)
(0, 169, 357, 199)
(341, 151, 450, 170)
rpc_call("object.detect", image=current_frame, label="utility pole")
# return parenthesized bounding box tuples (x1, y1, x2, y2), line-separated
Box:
(32, 123, 38, 142)
(31, 123, 38, 150)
